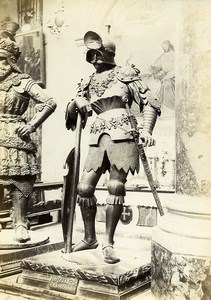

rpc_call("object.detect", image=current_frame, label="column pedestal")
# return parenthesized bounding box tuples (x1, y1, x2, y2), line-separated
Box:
(151, 195, 211, 299)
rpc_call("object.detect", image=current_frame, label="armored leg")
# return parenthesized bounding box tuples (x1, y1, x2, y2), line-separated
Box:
(72, 169, 102, 252)
(103, 167, 127, 264)
(10, 188, 30, 243)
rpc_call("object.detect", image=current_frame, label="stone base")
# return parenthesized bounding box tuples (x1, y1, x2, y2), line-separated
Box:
(14, 239, 151, 299)
(0, 225, 64, 278)
(0, 229, 49, 250)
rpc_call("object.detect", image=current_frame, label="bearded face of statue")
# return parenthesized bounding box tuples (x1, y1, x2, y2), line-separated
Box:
(0, 57, 12, 79)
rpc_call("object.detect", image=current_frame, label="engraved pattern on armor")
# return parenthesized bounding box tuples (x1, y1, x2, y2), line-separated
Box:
(0, 73, 30, 92)
(89, 69, 115, 97)
(0, 73, 40, 178)
(3, 89, 29, 115)
(0, 136, 36, 152)
(0, 114, 26, 123)
(0, 162, 39, 177)
(90, 114, 130, 134)
(76, 77, 91, 97)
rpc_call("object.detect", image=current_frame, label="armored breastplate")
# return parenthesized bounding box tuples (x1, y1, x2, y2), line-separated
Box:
(88, 67, 129, 102)
(0, 87, 29, 115)
(0, 72, 30, 115)
(87, 67, 136, 145)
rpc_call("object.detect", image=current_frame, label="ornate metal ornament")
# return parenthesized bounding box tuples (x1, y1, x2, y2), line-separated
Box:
(89, 69, 115, 97)
(90, 114, 130, 134)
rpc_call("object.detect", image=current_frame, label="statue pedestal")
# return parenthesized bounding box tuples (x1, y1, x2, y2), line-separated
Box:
(0, 224, 64, 278)
(151, 195, 211, 300)
(14, 239, 151, 299)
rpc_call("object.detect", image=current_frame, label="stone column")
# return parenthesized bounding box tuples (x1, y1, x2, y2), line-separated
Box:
(151, 1, 211, 299)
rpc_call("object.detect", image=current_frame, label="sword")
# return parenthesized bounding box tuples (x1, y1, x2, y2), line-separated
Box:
(122, 97, 165, 216)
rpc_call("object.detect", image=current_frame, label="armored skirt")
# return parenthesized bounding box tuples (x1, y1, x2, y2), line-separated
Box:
(0, 78, 39, 197)
(84, 134, 139, 175)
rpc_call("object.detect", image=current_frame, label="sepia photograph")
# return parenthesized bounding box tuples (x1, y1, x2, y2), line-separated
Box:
(0, 0, 210, 299)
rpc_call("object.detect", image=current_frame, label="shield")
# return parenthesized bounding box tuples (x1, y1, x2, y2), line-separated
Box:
(120, 205, 133, 225)
(62, 114, 82, 253)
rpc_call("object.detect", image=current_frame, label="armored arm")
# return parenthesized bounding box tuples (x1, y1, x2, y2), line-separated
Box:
(26, 80, 57, 131)
(140, 88, 161, 146)
(115, 63, 161, 146)
(15, 78, 56, 138)
(142, 89, 161, 133)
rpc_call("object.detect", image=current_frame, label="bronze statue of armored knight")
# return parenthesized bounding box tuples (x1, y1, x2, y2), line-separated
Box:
(65, 31, 161, 264)
(0, 21, 57, 243)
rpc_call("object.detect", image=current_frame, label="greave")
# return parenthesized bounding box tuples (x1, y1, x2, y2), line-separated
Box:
(10, 188, 29, 229)
(80, 204, 97, 244)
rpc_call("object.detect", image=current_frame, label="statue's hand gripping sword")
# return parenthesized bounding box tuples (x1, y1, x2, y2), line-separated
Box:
(122, 96, 165, 217)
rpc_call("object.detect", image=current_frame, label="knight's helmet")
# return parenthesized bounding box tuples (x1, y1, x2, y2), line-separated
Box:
(84, 31, 116, 65)
(0, 21, 22, 72)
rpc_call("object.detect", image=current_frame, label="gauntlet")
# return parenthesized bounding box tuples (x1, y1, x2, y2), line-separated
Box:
(65, 97, 92, 131)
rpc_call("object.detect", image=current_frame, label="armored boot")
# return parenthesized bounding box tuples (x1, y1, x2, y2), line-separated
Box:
(11, 188, 30, 243)
(102, 179, 124, 264)
(72, 182, 99, 251)
(103, 203, 123, 264)
(72, 204, 98, 251)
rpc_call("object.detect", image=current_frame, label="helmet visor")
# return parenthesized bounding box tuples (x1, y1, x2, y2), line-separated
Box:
(86, 49, 104, 64)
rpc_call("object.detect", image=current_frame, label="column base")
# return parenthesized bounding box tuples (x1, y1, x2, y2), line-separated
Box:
(151, 194, 211, 299)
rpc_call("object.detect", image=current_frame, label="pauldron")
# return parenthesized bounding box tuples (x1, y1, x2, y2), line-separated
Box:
(115, 64, 161, 114)
(115, 64, 142, 83)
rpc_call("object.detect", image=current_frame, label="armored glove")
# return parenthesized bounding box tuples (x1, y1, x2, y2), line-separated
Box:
(66, 96, 92, 130)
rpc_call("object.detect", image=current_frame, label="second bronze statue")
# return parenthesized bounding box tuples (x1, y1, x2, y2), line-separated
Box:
(0, 21, 57, 244)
